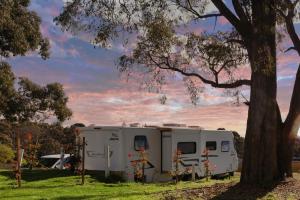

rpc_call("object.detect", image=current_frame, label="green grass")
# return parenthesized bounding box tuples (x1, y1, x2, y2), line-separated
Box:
(0, 170, 239, 200)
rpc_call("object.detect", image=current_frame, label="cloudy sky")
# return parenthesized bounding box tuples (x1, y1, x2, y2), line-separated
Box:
(8, 0, 300, 136)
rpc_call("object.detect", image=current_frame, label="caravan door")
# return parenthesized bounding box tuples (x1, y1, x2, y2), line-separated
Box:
(162, 131, 172, 172)
(105, 129, 123, 172)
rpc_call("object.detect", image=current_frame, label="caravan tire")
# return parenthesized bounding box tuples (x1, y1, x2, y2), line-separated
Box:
(181, 174, 192, 181)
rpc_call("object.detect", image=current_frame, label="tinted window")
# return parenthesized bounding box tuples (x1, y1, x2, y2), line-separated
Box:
(40, 158, 59, 168)
(206, 141, 217, 151)
(221, 141, 230, 152)
(177, 142, 196, 154)
(134, 135, 149, 151)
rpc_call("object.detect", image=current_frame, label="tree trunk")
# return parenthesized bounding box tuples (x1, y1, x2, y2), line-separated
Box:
(279, 66, 300, 178)
(241, 0, 279, 184)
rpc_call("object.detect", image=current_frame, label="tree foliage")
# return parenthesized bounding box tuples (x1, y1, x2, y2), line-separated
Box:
(0, 62, 72, 123)
(0, 144, 14, 164)
(0, 120, 13, 146)
(0, 0, 50, 59)
(55, 1, 250, 102)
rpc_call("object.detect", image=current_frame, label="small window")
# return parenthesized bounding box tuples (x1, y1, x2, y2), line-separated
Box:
(134, 135, 149, 151)
(177, 142, 196, 154)
(206, 141, 217, 151)
(221, 141, 230, 152)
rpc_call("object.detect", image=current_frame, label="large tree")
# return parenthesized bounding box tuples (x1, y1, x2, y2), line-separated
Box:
(56, 0, 300, 184)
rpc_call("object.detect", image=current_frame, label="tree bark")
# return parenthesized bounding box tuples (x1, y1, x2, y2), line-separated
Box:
(279, 66, 300, 178)
(241, 0, 279, 184)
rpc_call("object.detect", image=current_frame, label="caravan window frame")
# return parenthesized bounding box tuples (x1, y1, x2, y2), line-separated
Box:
(177, 142, 197, 154)
(206, 141, 217, 151)
(221, 141, 230, 152)
(134, 135, 149, 151)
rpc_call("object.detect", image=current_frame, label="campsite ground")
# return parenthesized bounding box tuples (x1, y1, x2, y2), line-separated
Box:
(0, 170, 299, 200)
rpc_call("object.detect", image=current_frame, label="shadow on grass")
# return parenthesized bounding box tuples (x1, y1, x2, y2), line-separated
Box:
(53, 195, 100, 200)
(0, 169, 126, 184)
(85, 170, 106, 182)
(52, 191, 153, 200)
(0, 169, 74, 182)
(211, 182, 278, 200)
(2, 188, 156, 200)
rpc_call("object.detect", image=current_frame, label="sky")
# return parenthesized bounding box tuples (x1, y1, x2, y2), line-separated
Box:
(7, 0, 300, 136)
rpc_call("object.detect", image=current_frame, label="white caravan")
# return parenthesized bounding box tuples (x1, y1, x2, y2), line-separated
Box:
(77, 125, 238, 182)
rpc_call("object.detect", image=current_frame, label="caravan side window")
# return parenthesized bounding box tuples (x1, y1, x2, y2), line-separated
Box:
(206, 141, 217, 151)
(134, 135, 149, 151)
(221, 141, 230, 152)
(177, 142, 196, 154)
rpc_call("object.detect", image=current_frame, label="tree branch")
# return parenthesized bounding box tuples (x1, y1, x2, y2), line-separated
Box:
(211, 0, 250, 36)
(148, 53, 251, 89)
(283, 0, 300, 55)
(232, 0, 251, 24)
(172, 0, 222, 20)
(283, 65, 300, 137)
(284, 46, 297, 53)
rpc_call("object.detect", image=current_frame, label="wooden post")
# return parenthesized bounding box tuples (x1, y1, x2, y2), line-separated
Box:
(192, 163, 195, 182)
(105, 145, 110, 178)
(81, 137, 85, 185)
(142, 152, 145, 183)
(29, 143, 33, 170)
(60, 146, 65, 170)
(16, 132, 21, 187)
(205, 149, 209, 182)
(27, 132, 33, 170)
(175, 152, 179, 184)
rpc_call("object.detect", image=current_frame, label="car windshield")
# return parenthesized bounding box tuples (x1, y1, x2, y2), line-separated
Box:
(39, 158, 59, 168)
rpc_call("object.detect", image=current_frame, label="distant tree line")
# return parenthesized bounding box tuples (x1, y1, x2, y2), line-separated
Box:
(232, 131, 300, 159)
(0, 121, 85, 167)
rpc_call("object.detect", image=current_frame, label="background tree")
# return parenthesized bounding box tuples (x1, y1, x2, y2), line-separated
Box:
(0, 63, 72, 124)
(0, 144, 14, 164)
(0, 0, 50, 59)
(0, 120, 13, 146)
(56, 0, 299, 184)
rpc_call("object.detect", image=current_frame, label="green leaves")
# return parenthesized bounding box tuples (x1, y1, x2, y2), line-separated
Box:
(0, 144, 14, 163)
(0, 0, 50, 58)
(0, 62, 15, 112)
(0, 62, 72, 123)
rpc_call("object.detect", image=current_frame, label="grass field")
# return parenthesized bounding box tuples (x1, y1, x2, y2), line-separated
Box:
(0, 170, 299, 200)
(0, 169, 239, 200)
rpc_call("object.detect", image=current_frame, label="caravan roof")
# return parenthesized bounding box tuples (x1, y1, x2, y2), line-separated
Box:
(78, 125, 233, 133)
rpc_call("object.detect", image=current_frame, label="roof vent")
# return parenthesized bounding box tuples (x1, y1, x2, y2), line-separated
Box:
(188, 126, 203, 129)
(144, 125, 159, 128)
(163, 123, 186, 127)
(130, 123, 140, 127)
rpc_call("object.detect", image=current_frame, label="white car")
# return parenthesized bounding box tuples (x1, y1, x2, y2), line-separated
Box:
(40, 154, 71, 169)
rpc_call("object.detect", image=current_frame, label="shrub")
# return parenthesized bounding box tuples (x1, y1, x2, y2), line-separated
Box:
(0, 144, 14, 163)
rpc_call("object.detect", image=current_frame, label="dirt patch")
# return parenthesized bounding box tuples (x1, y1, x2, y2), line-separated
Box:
(162, 179, 300, 200)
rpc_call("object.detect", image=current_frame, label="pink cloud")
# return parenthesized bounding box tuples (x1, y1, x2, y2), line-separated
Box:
(277, 53, 299, 67)
(218, 16, 229, 25)
(65, 82, 249, 136)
